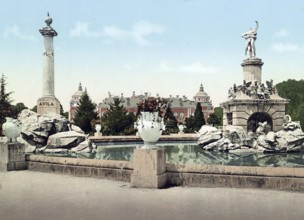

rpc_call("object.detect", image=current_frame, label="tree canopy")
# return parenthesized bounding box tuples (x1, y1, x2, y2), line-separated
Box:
(207, 107, 223, 127)
(73, 90, 98, 134)
(101, 98, 136, 135)
(276, 79, 304, 129)
(207, 113, 221, 127)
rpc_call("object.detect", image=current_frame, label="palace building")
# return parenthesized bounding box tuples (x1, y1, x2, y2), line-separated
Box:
(69, 83, 214, 124)
(96, 84, 213, 124)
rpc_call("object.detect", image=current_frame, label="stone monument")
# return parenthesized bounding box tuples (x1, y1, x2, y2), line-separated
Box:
(220, 21, 289, 132)
(37, 13, 61, 115)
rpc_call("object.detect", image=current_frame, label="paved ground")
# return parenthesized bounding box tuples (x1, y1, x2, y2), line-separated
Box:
(1, 171, 304, 220)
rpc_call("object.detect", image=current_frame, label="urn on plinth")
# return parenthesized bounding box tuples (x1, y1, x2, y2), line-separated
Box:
(0, 118, 26, 172)
(135, 112, 165, 148)
(134, 97, 167, 149)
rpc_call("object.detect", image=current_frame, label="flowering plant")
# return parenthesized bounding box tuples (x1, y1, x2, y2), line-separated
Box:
(137, 97, 168, 115)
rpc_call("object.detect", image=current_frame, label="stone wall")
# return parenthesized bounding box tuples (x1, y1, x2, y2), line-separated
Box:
(26, 155, 132, 182)
(24, 154, 304, 191)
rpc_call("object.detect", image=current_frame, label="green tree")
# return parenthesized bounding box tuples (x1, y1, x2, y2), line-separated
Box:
(31, 105, 37, 112)
(194, 102, 205, 130)
(101, 98, 137, 135)
(60, 104, 69, 119)
(0, 74, 15, 135)
(207, 113, 221, 127)
(185, 103, 206, 133)
(184, 115, 195, 133)
(276, 79, 304, 128)
(13, 102, 28, 116)
(163, 105, 178, 134)
(74, 90, 98, 134)
(213, 107, 223, 126)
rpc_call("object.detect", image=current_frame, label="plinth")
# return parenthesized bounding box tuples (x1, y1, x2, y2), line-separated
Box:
(241, 58, 263, 83)
(37, 96, 61, 115)
(131, 149, 167, 188)
(0, 142, 26, 171)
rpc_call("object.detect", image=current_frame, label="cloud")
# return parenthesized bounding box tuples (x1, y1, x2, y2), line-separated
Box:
(70, 21, 165, 45)
(3, 25, 36, 41)
(271, 43, 304, 52)
(69, 22, 102, 37)
(158, 61, 219, 74)
(274, 29, 289, 38)
(131, 21, 165, 45)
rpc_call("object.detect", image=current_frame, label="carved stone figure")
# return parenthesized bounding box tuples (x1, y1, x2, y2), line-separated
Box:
(227, 78, 276, 100)
(242, 21, 258, 58)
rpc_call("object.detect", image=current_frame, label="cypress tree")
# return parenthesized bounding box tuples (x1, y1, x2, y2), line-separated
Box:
(193, 102, 205, 130)
(74, 90, 98, 134)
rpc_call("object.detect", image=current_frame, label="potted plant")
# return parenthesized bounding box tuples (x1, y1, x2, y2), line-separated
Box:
(135, 97, 167, 148)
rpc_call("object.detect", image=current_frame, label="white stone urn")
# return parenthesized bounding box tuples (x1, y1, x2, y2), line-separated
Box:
(135, 112, 165, 148)
(94, 124, 102, 137)
(178, 124, 185, 134)
(2, 117, 21, 143)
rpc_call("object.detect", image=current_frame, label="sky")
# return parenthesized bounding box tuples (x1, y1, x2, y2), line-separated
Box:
(1, 0, 304, 111)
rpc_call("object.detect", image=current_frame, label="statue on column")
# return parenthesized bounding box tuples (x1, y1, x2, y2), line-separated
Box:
(242, 21, 259, 58)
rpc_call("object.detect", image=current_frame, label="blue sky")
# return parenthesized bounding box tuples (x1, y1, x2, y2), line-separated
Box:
(1, 0, 304, 111)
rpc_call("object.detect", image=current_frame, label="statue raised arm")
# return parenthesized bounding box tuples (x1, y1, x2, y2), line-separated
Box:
(242, 21, 258, 58)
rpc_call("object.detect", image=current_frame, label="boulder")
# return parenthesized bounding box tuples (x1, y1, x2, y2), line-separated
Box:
(70, 140, 92, 153)
(18, 109, 70, 147)
(46, 131, 86, 149)
(197, 125, 222, 146)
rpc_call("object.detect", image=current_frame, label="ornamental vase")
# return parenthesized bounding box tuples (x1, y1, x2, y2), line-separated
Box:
(135, 112, 165, 148)
(2, 117, 21, 143)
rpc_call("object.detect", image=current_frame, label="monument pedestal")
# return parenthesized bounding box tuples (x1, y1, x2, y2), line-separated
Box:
(37, 96, 61, 115)
(241, 58, 264, 83)
(0, 142, 26, 171)
(131, 149, 167, 188)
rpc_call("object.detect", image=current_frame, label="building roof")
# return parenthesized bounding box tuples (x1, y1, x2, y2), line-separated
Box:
(193, 83, 209, 98)
(72, 83, 84, 97)
(98, 91, 212, 110)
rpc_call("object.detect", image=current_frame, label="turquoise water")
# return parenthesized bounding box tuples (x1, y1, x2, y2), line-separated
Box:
(40, 141, 304, 167)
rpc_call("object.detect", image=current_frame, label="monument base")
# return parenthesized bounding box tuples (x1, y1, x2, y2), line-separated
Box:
(0, 142, 26, 171)
(131, 149, 167, 188)
(221, 98, 289, 132)
(241, 57, 264, 83)
(37, 96, 61, 115)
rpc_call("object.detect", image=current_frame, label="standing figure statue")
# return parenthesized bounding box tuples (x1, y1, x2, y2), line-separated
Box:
(242, 21, 259, 58)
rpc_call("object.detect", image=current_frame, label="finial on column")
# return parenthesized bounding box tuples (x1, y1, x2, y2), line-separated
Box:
(45, 12, 53, 26)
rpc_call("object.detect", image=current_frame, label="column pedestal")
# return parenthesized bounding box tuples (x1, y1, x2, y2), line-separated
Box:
(241, 58, 263, 83)
(0, 142, 26, 171)
(37, 96, 61, 115)
(131, 149, 167, 188)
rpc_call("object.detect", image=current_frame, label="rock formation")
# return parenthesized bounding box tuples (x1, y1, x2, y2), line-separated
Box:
(198, 115, 304, 153)
(18, 109, 69, 147)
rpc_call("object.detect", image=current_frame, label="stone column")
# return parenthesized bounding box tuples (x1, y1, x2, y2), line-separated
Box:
(0, 142, 26, 171)
(131, 149, 167, 188)
(37, 13, 60, 115)
(241, 58, 264, 83)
